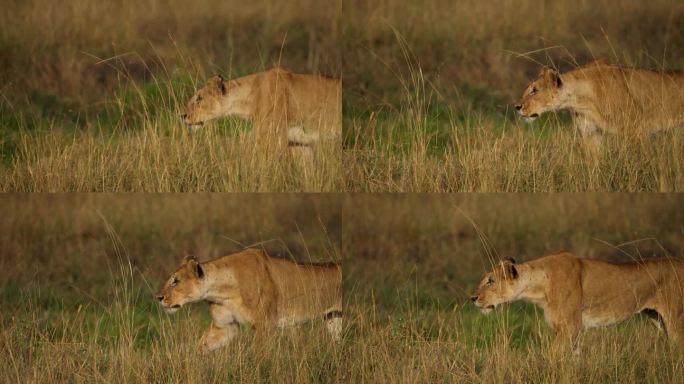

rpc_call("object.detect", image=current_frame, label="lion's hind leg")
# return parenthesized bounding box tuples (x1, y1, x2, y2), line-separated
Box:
(640, 308, 667, 334)
(323, 310, 343, 341)
(655, 307, 684, 347)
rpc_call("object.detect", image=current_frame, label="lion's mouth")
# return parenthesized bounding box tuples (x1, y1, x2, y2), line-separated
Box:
(523, 115, 538, 123)
(186, 121, 204, 133)
(517, 109, 539, 123)
(474, 301, 496, 312)
(477, 304, 496, 314)
(163, 305, 181, 314)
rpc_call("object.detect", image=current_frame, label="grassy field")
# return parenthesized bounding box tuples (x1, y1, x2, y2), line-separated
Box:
(6, 193, 684, 382)
(0, 194, 343, 383)
(343, 194, 684, 382)
(343, 0, 684, 192)
(6, 0, 682, 191)
(1, 0, 341, 192)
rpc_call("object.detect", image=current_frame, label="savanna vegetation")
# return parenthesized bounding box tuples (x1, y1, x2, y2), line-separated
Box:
(1, 0, 341, 191)
(343, 0, 684, 192)
(0, 194, 343, 382)
(343, 194, 684, 382)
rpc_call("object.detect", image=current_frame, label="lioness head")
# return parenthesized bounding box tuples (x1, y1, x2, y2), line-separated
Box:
(470, 258, 521, 314)
(515, 67, 564, 122)
(181, 75, 227, 131)
(156, 255, 207, 314)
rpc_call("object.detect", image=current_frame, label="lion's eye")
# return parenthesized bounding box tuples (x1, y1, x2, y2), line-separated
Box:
(171, 278, 178, 287)
(196, 96, 203, 102)
(486, 278, 493, 287)
(530, 88, 537, 95)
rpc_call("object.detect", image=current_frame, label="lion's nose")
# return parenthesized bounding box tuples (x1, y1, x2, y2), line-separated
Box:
(156, 295, 164, 302)
(470, 296, 478, 302)
(515, 105, 522, 111)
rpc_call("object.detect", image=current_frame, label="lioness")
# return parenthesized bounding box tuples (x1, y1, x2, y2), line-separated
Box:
(515, 61, 684, 151)
(181, 66, 341, 148)
(156, 248, 343, 352)
(471, 252, 684, 353)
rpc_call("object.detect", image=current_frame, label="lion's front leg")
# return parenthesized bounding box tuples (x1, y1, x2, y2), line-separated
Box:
(546, 309, 583, 357)
(576, 116, 603, 158)
(547, 325, 582, 358)
(199, 322, 239, 353)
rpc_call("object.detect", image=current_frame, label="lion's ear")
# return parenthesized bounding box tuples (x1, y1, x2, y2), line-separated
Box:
(194, 262, 204, 279)
(539, 67, 562, 88)
(182, 255, 204, 278)
(502, 258, 518, 279)
(207, 75, 227, 95)
(509, 263, 518, 279)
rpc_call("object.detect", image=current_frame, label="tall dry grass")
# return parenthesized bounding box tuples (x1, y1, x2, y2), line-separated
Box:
(4, 122, 341, 192)
(0, 194, 343, 383)
(343, 194, 684, 382)
(343, 0, 684, 192)
(345, 111, 684, 192)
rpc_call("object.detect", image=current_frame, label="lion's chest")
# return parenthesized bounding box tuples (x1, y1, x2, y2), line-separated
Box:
(211, 296, 254, 326)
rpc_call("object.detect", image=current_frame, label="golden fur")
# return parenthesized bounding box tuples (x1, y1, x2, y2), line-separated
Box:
(515, 61, 684, 150)
(156, 248, 342, 352)
(182, 66, 341, 148)
(471, 252, 684, 353)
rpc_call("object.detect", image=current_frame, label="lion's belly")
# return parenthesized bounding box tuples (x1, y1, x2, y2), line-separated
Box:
(276, 314, 311, 328)
(581, 309, 632, 329)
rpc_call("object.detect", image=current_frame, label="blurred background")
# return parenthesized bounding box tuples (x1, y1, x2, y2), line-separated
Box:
(1, 0, 341, 117)
(0, 193, 340, 290)
(344, 0, 684, 111)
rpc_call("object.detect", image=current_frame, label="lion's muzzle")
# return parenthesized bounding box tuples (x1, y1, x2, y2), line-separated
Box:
(471, 295, 496, 314)
(156, 294, 182, 312)
(515, 105, 539, 122)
